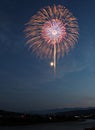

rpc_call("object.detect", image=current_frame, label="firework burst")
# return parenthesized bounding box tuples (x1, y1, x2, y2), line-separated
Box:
(25, 5, 79, 73)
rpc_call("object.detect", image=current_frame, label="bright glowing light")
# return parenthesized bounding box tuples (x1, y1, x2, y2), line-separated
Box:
(52, 30, 57, 36)
(50, 62, 54, 67)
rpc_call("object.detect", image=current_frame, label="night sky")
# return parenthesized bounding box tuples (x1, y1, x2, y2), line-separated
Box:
(0, 0, 95, 112)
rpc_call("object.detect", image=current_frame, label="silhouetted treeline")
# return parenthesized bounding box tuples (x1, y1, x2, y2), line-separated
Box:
(0, 109, 95, 126)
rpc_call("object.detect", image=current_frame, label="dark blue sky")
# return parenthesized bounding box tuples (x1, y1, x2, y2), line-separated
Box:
(0, 0, 95, 112)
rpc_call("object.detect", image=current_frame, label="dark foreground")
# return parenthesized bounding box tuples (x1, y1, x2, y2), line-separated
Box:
(85, 128, 95, 130)
(0, 109, 95, 126)
(0, 120, 95, 130)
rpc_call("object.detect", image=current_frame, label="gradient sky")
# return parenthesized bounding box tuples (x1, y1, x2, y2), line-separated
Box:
(0, 0, 95, 112)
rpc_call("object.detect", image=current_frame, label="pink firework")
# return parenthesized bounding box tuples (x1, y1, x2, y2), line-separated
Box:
(25, 5, 79, 73)
(41, 19, 66, 45)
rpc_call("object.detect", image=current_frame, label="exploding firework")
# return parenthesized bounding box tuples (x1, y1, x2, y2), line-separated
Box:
(25, 5, 79, 73)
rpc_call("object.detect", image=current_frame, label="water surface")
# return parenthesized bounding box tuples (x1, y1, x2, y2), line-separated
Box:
(0, 119, 95, 130)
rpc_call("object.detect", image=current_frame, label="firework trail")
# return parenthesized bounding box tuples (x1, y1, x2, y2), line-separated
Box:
(25, 5, 79, 73)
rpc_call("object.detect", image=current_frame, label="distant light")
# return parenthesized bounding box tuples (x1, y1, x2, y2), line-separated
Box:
(49, 116, 52, 120)
(50, 62, 54, 67)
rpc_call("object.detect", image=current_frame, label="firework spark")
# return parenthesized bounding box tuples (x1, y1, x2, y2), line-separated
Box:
(25, 5, 79, 73)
